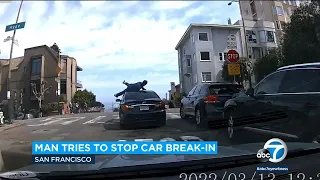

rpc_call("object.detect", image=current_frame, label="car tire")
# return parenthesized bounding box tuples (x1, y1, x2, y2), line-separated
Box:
(195, 107, 207, 128)
(180, 106, 188, 120)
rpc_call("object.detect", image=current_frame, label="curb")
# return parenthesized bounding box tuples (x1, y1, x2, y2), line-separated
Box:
(0, 122, 25, 134)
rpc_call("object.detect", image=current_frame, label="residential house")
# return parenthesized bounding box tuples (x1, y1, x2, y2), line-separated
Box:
(0, 45, 82, 116)
(175, 23, 243, 94)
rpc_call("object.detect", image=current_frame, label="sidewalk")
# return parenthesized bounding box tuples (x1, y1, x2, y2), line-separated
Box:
(0, 121, 25, 133)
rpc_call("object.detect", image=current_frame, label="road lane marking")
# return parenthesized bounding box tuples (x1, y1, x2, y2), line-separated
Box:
(41, 117, 54, 122)
(167, 113, 180, 119)
(83, 116, 106, 124)
(61, 117, 86, 125)
(28, 119, 64, 126)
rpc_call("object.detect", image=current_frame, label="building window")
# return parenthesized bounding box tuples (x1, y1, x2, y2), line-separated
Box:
(287, 8, 292, 16)
(275, 21, 281, 30)
(183, 48, 186, 55)
(219, 53, 223, 61)
(193, 53, 196, 61)
(192, 35, 195, 43)
(266, 31, 275, 42)
(246, 30, 257, 43)
(194, 74, 198, 84)
(60, 79, 67, 95)
(186, 59, 191, 67)
(31, 58, 41, 74)
(201, 72, 212, 82)
(219, 52, 227, 61)
(200, 52, 210, 61)
(23, 67, 26, 74)
(280, 21, 286, 30)
(198, 33, 208, 41)
(276, 6, 283, 15)
(259, 30, 266, 42)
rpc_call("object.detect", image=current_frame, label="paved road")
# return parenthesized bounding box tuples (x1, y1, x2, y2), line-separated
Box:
(0, 110, 266, 172)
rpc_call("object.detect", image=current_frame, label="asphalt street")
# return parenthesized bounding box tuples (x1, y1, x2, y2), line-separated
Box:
(0, 109, 268, 172)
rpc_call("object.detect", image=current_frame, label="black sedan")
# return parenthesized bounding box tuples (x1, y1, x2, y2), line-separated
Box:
(116, 90, 166, 129)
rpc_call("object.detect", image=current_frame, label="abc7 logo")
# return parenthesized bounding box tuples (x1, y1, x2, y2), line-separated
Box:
(256, 149, 271, 162)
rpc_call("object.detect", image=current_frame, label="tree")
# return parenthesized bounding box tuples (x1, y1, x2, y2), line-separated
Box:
(221, 57, 253, 85)
(31, 81, 52, 117)
(253, 49, 283, 82)
(72, 89, 96, 108)
(281, 2, 320, 66)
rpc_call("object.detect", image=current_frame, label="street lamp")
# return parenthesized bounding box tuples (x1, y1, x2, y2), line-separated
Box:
(228, 0, 253, 88)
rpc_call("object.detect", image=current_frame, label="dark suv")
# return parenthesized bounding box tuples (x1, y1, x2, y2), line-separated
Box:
(223, 62, 320, 142)
(180, 82, 243, 127)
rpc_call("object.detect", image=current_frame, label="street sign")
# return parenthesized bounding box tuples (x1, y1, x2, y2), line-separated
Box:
(227, 49, 240, 63)
(227, 63, 241, 76)
(5, 22, 26, 32)
(227, 34, 237, 49)
(56, 66, 61, 74)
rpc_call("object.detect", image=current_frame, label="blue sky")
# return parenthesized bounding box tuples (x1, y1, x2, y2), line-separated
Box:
(0, 1, 240, 105)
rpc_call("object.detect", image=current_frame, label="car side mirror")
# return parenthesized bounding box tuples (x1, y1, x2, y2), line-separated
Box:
(246, 88, 254, 97)
(115, 99, 121, 102)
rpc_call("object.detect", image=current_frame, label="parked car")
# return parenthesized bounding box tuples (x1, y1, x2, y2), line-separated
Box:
(15, 112, 34, 120)
(116, 90, 166, 129)
(223, 62, 320, 142)
(180, 82, 243, 127)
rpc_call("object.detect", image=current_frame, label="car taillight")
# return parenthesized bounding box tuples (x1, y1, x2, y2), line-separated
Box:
(204, 95, 219, 103)
(155, 102, 166, 109)
(121, 105, 133, 111)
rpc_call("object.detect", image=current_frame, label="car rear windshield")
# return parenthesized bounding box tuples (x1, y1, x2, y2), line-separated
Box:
(209, 84, 243, 95)
(125, 91, 160, 100)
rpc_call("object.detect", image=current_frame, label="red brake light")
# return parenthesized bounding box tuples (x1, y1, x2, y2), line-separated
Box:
(155, 102, 166, 109)
(160, 102, 165, 109)
(204, 95, 219, 103)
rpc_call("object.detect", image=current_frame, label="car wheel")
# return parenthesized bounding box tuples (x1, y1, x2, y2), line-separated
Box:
(195, 107, 207, 128)
(180, 106, 187, 119)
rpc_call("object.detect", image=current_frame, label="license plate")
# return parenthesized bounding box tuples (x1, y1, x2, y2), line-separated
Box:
(140, 106, 149, 111)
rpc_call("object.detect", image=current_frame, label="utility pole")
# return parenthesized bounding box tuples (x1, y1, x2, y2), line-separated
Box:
(7, 0, 24, 121)
(228, 0, 252, 88)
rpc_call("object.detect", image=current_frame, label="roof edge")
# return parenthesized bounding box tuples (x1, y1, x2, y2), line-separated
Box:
(175, 23, 242, 50)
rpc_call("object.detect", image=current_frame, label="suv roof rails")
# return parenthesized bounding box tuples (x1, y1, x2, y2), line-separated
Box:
(277, 62, 320, 71)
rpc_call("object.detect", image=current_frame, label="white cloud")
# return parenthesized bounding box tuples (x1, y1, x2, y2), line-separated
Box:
(0, 1, 240, 101)
(152, 1, 197, 10)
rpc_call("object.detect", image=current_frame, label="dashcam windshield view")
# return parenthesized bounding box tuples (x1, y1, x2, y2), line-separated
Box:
(0, 0, 319, 180)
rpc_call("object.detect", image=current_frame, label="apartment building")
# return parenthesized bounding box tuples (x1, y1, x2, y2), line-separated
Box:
(234, 19, 277, 61)
(239, 0, 299, 44)
(175, 23, 243, 94)
(0, 45, 82, 114)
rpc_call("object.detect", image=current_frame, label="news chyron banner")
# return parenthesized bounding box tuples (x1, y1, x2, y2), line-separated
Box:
(32, 141, 218, 164)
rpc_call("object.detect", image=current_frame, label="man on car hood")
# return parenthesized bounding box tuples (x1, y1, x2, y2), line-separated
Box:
(114, 80, 148, 98)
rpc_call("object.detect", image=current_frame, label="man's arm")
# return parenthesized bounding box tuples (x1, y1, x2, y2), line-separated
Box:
(114, 89, 127, 97)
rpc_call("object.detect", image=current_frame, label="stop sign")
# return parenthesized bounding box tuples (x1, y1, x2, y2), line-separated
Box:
(227, 49, 240, 63)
